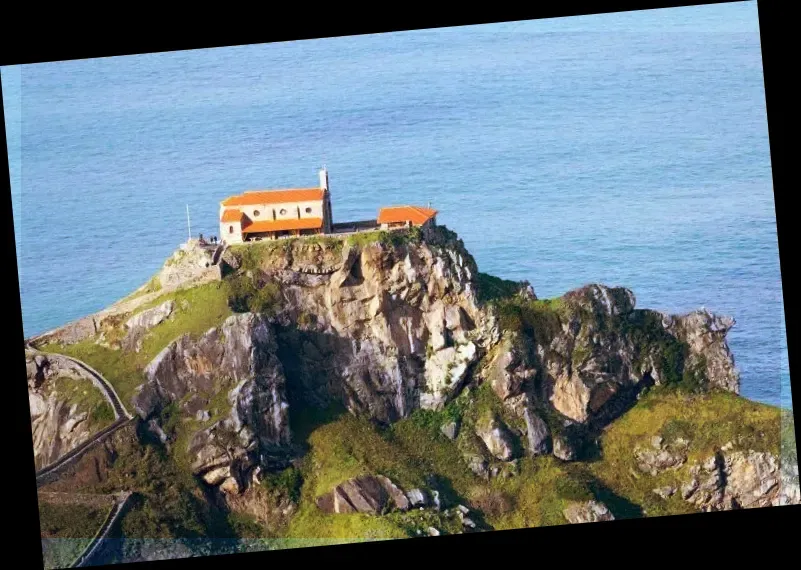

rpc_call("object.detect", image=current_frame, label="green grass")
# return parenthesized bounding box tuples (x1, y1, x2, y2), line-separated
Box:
(494, 296, 567, 344)
(42, 282, 232, 408)
(223, 274, 282, 315)
(482, 456, 592, 530)
(261, 466, 304, 504)
(40, 342, 143, 412)
(345, 227, 423, 248)
(287, 505, 409, 541)
(588, 389, 782, 518)
(282, 386, 598, 540)
(39, 501, 110, 539)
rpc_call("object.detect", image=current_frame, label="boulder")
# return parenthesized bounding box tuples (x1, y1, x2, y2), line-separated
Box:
(122, 300, 175, 352)
(476, 416, 516, 461)
(563, 500, 615, 524)
(315, 475, 413, 514)
(440, 420, 459, 440)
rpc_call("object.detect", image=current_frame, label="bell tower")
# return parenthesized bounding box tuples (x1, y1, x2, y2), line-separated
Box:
(319, 166, 333, 233)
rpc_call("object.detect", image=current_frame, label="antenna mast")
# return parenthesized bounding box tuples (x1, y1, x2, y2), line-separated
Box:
(186, 204, 192, 242)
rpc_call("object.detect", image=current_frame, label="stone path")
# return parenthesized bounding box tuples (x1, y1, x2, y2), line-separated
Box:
(30, 349, 136, 486)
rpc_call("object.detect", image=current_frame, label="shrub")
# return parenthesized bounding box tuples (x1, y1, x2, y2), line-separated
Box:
(476, 272, 522, 304)
(223, 274, 282, 315)
(158, 401, 181, 439)
(90, 404, 116, 425)
(660, 418, 694, 444)
(261, 466, 304, 503)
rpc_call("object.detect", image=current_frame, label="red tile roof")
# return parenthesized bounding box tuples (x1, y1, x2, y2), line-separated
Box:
(377, 206, 437, 226)
(220, 208, 243, 223)
(222, 188, 324, 207)
(242, 217, 323, 234)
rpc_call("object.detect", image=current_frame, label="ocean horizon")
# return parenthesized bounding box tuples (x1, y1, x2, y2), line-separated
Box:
(3, 2, 792, 409)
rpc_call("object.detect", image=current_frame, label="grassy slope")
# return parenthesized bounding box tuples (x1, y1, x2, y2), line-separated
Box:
(53, 374, 116, 431)
(39, 501, 110, 570)
(41, 281, 232, 406)
(587, 387, 782, 518)
(283, 382, 598, 540)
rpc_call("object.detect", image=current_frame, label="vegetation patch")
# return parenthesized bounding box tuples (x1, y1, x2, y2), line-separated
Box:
(476, 272, 522, 304)
(482, 456, 592, 530)
(261, 466, 304, 504)
(223, 273, 282, 315)
(53, 374, 116, 431)
(43, 282, 232, 408)
(495, 297, 566, 348)
(39, 501, 109, 570)
(588, 389, 782, 518)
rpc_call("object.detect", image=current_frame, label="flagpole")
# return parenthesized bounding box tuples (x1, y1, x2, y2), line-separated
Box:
(186, 204, 191, 242)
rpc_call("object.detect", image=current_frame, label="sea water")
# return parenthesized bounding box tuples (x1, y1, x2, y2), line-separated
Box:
(3, 2, 791, 408)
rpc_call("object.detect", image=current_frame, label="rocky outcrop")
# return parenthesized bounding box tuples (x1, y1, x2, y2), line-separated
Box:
(680, 449, 798, 510)
(634, 435, 688, 476)
(472, 283, 741, 464)
(26, 352, 114, 470)
(523, 407, 550, 456)
(256, 227, 496, 425)
(158, 239, 218, 290)
(661, 310, 740, 393)
(563, 500, 615, 524)
(132, 313, 291, 487)
(476, 415, 516, 461)
(122, 300, 174, 352)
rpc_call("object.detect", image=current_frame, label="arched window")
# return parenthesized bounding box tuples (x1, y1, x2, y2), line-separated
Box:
(229, 226, 234, 234)
(305, 207, 312, 214)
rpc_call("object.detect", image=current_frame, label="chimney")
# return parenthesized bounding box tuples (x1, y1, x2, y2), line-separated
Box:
(319, 166, 329, 192)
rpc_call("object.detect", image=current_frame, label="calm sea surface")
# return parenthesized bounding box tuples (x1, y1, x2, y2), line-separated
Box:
(3, 2, 791, 408)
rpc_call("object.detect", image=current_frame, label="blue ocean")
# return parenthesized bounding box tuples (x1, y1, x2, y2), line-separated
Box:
(3, 2, 791, 409)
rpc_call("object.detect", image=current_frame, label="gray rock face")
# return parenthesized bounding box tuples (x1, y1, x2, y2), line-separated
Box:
(634, 445, 687, 476)
(485, 334, 536, 402)
(158, 240, 217, 290)
(251, 230, 494, 425)
(315, 475, 413, 514)
(26, 353, 110, 470)
(122, 300, 175, 352)
(133, 313, 291, 482)
(553, 436, 577, 462)
(406, 488, 428, 507)
(524, 407, 550, 456)
(236, 229, 493, 423)
(662, 309, 740, 394)
(563, 500, 615, 524)
(476, 416, 516, 461)
(484, 284, 739, 442)
(681, 450, 799, 511)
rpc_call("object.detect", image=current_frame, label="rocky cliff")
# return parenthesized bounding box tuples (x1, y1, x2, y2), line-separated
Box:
(26, 352, 116, 470)
(115, 226, 752, 498)
(28, 224, 798, 552)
